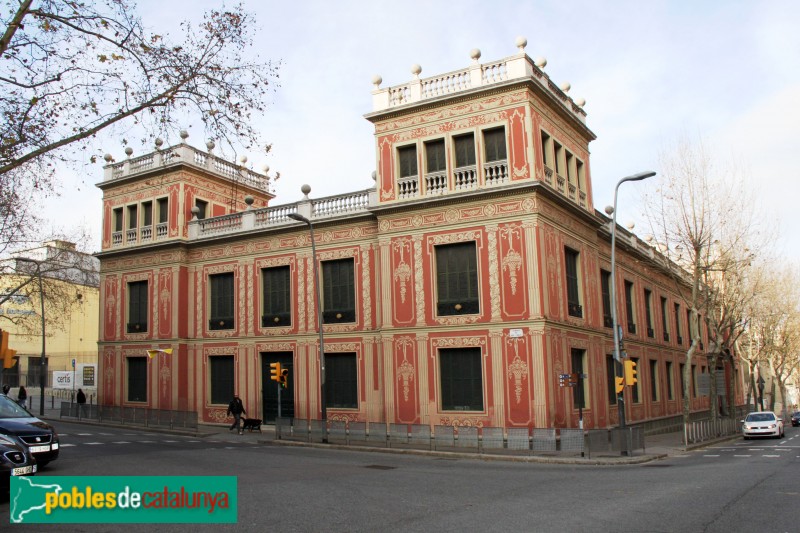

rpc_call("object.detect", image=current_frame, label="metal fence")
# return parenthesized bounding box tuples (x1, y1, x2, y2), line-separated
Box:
(683, 417, 741, 445)
(59, 401, 197, 429)
(275, 418, 646, 457)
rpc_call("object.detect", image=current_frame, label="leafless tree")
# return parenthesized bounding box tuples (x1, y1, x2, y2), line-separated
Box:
(644, 138, 769, 426)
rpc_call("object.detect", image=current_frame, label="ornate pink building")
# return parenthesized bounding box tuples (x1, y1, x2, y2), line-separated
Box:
(96, 39, 743, 430)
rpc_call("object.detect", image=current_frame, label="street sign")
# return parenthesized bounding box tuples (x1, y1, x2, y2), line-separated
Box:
(509, 329, 523, 338)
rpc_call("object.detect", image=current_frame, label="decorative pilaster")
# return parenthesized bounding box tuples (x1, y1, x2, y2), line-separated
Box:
(522, 221, 541, 316)
(378, 238, 392, 327)
(489, 329, 505, 427)
(361, 244, 373, 330)
(529, 330, 547, 426)
(382, 335, 395, 422)
(413, 235, 426, 326)
(417, 333, 430, 423)
(486, 225, 502, 321)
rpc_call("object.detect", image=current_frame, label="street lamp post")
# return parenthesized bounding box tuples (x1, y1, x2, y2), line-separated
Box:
(14, 257, 47, 416)
(608, 171, 655, 434)
(287, 212, 327, 440)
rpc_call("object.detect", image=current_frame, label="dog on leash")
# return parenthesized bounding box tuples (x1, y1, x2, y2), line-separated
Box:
(241, 418, 262, 432)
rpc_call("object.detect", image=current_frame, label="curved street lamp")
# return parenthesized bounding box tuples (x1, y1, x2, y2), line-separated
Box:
(287, 212, 327, 440)
(608, 171, 656, 432)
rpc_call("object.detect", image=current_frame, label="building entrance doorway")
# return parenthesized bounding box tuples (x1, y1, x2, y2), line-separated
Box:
(261, 352, 294, 423)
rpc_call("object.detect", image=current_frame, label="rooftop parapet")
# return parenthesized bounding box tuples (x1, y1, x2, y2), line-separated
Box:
(99, 136, 274, 194)
(369, 37, 587, 124)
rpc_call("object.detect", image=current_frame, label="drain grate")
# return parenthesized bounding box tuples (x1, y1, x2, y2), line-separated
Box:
(364, 464, 396, 470)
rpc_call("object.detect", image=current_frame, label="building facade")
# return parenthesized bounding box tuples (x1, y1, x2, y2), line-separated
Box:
(96, 40, 743, 429)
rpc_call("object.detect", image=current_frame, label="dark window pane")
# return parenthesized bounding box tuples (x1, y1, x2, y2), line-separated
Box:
(454, 134, 476, 167)
(127, 357, 147, 402)
(210, 356, 234, 404)
(157, 198, 169, 224)
(127, 205, 137, 229)
(650, 359, 658, 401)
(606, 354, 617, 405)
(425, 139, 446, 172)
(483, 128, 507, 162)
(601, 270, 612, 327)
(571, 349, 586, 408)
(262, 266, 291, 327)
(322, 258, 355, 323)
(195, 199, 208, 220)
(398, 145, 418, 178)
(435, 242, 479, 316)
(142, 201, 153, 226)
(326, 353, 358, 409)
(127, 280, 148, 333)
(209, 272, 235, 330)
(624, 281, 635, 333)
(113, 208, 123, 232)
(564, 248, 581, 317)
(440, 348, 483, 411)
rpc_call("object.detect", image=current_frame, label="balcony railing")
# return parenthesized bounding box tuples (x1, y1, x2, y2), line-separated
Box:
(425, 171, 447, 195)
(484, 160, 508, 186)
(397, 175, 419, 199)
(454, 165, 477, 191)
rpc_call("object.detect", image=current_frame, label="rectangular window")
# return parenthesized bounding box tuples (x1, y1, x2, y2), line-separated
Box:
(571, 348, 588, 409)
(680, 363, 687, 399)
(157, 197, 169, 224)
(631, 356, 640, 403)
(424, 139, 446, 173)
(209, 272, 235, 330)
(666, 361, 675, 401)
(195, 199, 208, 220)
(674, 303, 682, 344)
(142, 201, 153, 227)
(661, 297, 670, 342)
(113, 207, 124, 232)
(692, 364, 698, 397)
(435, 242, 479, 316)
(624, 280, 636, 334)
(209, 355, 234, 405)
(606, 354, 617, 405)
(541, 131, 552, 169)
(440, 347, 483, 411)
(127, 357, 147, 403)
(565, 150, 575, 184)
(126, 280, 148, 333)
(483, 127, 507, 162)
(644, 289, 654, 337)
(600, 269, 612, 328)
(127, 205, 138, 229)
(262, 266, 291, 327)
(398, 145, 418, 178)
(650, 359, 659, 401)
(576, 160, 585, 190)
(326, 353, 358, 409)
(453, 133, 476, 168)
(554, 141, 564, 176)
(322, 258, 355, 323)
(564, 248, 582, 318)
(686, 309, 693, 344)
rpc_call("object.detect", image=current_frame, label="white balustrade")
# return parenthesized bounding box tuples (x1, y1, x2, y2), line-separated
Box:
(112, 232, 122, 247)
(424, 172, 447, 195)
(311, 190, 370, 217)
(254, 205, 297, 226)
(453, 166, 478, 191)
(421, 70, 470, 98)
(125, 229, 138, 243)
(483, 161, 508, 186)
(481, 61, 508, 84)
(140, 225, 153, 242)
(397, 176, 420, 199)
(156, 222, 168, 238)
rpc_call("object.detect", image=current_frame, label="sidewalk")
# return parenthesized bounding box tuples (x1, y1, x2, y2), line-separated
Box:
(40, 403, 739, 465)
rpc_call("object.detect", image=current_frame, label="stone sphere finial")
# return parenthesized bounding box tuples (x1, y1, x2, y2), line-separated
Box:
(239, 155, 248, 164)
(411, 64, 422, 77)
(371, 74, 382, 87)
(470, 48, 481, 61)
(575, 97, 586, 108)
(179, 130, 189, 140)
(206, 140, 215, 152)
(534, 56, 547, 68)
(244, 195, 254, 208)
(190, 206, 200, 219)
(301, 184, 311, 200)
(103, 153, 113, 163)
(154, 138, 163, 149)
(560, 81, 571, 93)
(262, 164, 270, 174)
(371, 170, 377, 182)
(515, 36, 527, 51)
(124, 147, 133, 157)
(604, 205, 614, 215)
(626, 222, 635, 230)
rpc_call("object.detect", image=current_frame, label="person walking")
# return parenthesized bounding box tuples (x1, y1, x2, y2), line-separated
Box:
(17, 386, 27, 409)
(227, 393, 246, 435)
(76, 388, 87, 417)
(1, 384, 9, 396)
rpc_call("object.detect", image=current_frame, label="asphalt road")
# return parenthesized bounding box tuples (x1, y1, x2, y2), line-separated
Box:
(2, 420, 798, 532)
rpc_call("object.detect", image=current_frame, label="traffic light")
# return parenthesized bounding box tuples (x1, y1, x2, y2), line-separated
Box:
(279, 368, 289, 388)
(624, 359, 638, 385)
(615, 376, 625, 394)
(270, 362, 282, 383)
(1, 330, 18, 370)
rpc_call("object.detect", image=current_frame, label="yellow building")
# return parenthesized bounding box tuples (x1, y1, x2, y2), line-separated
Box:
(0, 240, 99, 391)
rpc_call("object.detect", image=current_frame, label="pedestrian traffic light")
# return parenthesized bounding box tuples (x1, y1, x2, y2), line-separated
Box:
(615, 376, 625, 394)
(279, 368, 289, 388)
(270, 362, 282, 383)
(1, 330, 18, 370)
(624, 359, 638, 385)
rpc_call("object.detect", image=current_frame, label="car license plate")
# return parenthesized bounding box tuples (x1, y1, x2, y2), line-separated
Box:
(12, 465, 33, 476)
(28, 445, 50, 453)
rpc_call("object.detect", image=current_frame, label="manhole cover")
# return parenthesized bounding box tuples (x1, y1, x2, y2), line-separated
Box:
(364, 464, 396, 470)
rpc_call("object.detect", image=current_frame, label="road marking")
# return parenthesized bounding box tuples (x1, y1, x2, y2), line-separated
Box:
(703, 454, 720, 457)
(77, 433, 93, 436)
(163, 440, 178, 443)
(734, 455, 751, 457)
(99, 433, 113, 436)
(763, 455, 781, 458)
(113, 441, 131, 444)
(137, 440, 156, 443)
(85, 442, 103, 445)
(59, 443, 76, 447)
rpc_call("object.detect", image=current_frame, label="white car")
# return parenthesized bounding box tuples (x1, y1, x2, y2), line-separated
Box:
(742, 411, 784, 439)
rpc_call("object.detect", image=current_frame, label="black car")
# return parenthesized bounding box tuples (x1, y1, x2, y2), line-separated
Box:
(792, 411, 800, 427)
(0, 394, 59, 466)
(0, 433, 37, 494)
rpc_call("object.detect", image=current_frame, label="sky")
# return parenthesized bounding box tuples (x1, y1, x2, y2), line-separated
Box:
(44, 0, 800, 260)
